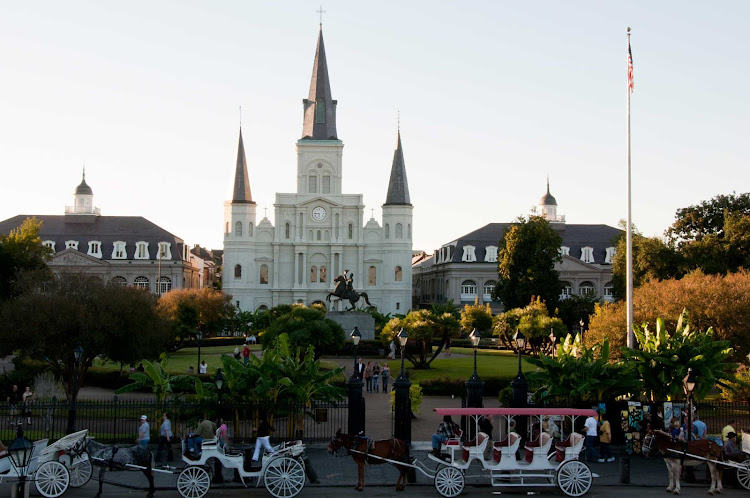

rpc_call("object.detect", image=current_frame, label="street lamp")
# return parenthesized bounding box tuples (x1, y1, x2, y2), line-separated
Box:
(465, 329, 484, 409)
(579, 319, 585, 346)
(196, 329, 203, 374)
(397, 329, 409, 381)
(393, 328, 413, 481)
(347, 327, 364, 435)
(8, 426, 34, 498)
(549, 328, 556, 357)
(511, 330, 528, 407)
(66, 343, 84, 434)
(683, 368, 697, 446)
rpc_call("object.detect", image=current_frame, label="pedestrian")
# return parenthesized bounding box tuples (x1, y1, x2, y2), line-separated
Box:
(187, 366, 195, 374)
(136, 415, 150, 448)
(445, 337, 451, 357)
(7, 385, 20, 425)
(598, 412, 614, 462)
(389, 340, 396, 360)
(722, 419, 737, 442)
(249, 334, 257, 345)
(582, 411, 600, 462)
(356, 358, 365, 379)
(157, 412, 173, 462)
(136, 362, 145, 372)
(372, 362, 381, 392)
(233, 347, 241, 360)
(242, 344, 251, 366)
(364, 361, 373, 392)
(252, 415, 275, 467)
(692, 412, 707, 440)
(129, 363, 136, 372)
(431, 415, 460, 457)
(199, 360, 208, 374)
(218, 417, 229, 448)
(381, 363, 390, 393)
(22, 387, 33, 425)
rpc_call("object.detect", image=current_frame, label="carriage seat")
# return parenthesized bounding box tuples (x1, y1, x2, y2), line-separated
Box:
(461, 432, 489, 462)
(442, 429, 463, 449)
(555, 433, 583, 462)
(492, 433, 521, 462)
(524, 432, 552, 463)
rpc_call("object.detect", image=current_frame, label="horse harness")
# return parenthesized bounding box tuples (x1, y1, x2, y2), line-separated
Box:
(332, 434, 403, 465)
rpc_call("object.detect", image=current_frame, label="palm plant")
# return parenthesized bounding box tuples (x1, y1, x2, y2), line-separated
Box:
(115, 354, 191, 406)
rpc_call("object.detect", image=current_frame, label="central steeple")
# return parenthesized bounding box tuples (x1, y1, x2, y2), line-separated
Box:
(301, 27, 338, 140)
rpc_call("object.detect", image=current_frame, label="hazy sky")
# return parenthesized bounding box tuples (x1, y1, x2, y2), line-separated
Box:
(2, 1, 748, 253)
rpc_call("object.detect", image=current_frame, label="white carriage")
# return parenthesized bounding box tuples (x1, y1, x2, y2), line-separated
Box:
(176, 434, 307, 498)
(729, 432, 750, 490)
(426, 408, 597, 498)
(0, 429, 92, 498)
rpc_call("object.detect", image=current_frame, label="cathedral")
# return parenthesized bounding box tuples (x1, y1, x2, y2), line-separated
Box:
(222, 27, 413, 315)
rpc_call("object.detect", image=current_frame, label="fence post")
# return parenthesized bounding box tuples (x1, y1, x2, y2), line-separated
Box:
(113, 395, 118, 443)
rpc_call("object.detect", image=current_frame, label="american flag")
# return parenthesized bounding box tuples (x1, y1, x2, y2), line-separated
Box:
(628, 42, 634, 93)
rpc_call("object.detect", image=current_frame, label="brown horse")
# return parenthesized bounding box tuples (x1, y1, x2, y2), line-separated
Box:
(643, 430, 724, 495)
(328, 429, 409, 491)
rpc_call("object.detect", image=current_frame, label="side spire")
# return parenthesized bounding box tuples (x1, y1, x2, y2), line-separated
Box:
(384, 130, 411, 206)
(232, 128, 255, 204)
(301, 26, 338, 140)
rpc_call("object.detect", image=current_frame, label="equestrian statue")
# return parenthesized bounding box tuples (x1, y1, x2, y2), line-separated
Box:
(326, 270, 374, 311)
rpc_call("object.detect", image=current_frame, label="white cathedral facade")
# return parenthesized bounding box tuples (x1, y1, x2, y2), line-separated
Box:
(222, 28, 413, 315)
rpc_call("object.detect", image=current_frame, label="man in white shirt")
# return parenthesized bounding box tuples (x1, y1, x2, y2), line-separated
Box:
(199, 361, 207, 374)
(583, 413, 601, 462)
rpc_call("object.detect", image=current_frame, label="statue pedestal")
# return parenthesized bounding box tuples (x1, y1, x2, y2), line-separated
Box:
(326, 312, 376, 340)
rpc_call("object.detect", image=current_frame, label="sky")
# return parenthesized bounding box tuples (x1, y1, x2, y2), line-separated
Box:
(1, 1, 748, 253)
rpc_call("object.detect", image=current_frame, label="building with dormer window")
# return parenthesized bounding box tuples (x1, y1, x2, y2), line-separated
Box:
(222, 27, 413, 314)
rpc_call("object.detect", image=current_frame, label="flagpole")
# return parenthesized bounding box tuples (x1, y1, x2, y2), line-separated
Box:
(626, 27, 635, 348)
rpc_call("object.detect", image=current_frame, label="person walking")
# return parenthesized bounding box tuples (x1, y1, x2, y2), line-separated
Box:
(431, 415, 460, 457)
(364, 361, 373, 392)
(583, 412, 600, 462)
(22, 387, 33, 425)
(251, 415, 275, 467)
(389, 340, 396, 360)
(381, 363, 390, 393)
(372, 362, 381, 393)
(598, 412, 614, 462)
(444, 337, 452, 357)
(136, 415, 150, 448)
(242, 344, 251, 366)
(157, 412, 174, 462)
(355, 358, 365, 379)
(233, 347, 241, 360)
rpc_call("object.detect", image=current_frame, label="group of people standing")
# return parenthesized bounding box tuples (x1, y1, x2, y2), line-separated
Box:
(6, 384, 33, 426)
(356, 359, 391, 393)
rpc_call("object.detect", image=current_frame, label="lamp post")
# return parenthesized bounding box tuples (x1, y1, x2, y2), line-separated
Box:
(66, 343, 84, 434)
(213, 368, 226, 484)
(683, 369, 697, 446)
(511, 330, 528, 407)
(394, 329, 411, 444)
(347, 327, 364, 435)
(8, 425, 34, 498)
(215, 368, 224, 410)
(465, 329, 484, 409)
(549, 328, 556, 357)
(579, 319, 585, 346)
(196, 329, 203, 374)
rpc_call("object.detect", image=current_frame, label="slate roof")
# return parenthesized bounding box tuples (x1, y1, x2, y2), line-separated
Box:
(446, 223, 622, 266)
(384, 131, 411, 206)
(301, 27, 338, 140)
(232, 128, 254, 204)
(0, 215, 185, 261)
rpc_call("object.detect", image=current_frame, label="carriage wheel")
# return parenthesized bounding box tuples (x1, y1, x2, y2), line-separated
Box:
(434, 466, 465, 498)
(736, 458, 750, 491)
(557, 460, 592, 497)
(35, 460, 70, 498)
(264, 456, 306, 498)
(177, 465, 211, 498)
(68, 458, 93, 487)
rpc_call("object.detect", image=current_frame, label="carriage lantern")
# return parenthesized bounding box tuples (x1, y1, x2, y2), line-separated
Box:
(9, 428, 34, 496)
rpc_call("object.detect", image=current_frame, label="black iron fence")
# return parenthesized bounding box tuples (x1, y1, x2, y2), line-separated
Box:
(0, 398, 348, 444)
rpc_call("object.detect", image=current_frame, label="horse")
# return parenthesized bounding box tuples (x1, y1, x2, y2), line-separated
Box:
(326, 275, 373, 311)
(643, 430, 724, 495)
(328, 429, 409, 491)
(87, 439, 156, 498)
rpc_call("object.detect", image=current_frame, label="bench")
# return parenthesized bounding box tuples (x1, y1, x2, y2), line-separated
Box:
(555, 433, 584, 462)
(492, 433, 521, 462)
(461, 432, 489, 463)
(524, 432, 552, 463)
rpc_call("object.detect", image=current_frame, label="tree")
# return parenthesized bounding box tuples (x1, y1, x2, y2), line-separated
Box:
(611, 229, 683, 300)
(668, 192, 750, 243)
(0, 217, 52, 301)
(492, 216, 562, 312)
(556, 294, 598, 334)
(460, 299, 493, 336)
(493, 298, 565, 354)
(157, 287, 235, 338)
(623, 312, 736, 401)
(0, 273, 170, 397)
(678, 212, 750, 275)
(261, 305, 345, 357)
(115, 355, 193, 405)
(382, 307, 460, 369)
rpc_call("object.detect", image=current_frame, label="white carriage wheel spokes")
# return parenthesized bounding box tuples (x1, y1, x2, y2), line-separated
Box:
(737, 459, 750, 491)
(434, 466, 465, 498)
(557, 460, 592, 497)
(35, 461, 70, 498)
(69, 458, 93, 487)
(177, 466, 211, 498)
(264, 457, 306, 498)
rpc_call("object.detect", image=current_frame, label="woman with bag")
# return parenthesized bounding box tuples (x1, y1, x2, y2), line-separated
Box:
(364, 362, 373, 392)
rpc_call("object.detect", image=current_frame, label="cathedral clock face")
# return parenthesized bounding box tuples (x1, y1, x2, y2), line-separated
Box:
(311, 206, 327, 221)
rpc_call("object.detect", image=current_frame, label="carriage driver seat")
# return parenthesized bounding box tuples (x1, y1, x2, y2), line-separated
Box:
(461, 432, 489, 463)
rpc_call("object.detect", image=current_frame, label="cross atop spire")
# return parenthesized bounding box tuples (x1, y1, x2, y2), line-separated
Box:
(316, 5, 326, 26)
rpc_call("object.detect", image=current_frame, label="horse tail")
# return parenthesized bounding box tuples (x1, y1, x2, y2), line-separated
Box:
(361, 292, 371, 306)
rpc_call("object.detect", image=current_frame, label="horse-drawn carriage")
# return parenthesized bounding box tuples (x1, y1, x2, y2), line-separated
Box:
(0, 429, 91, 498)
(177, 434, 307, 498)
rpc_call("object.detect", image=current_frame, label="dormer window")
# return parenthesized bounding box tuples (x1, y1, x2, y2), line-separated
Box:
(560, 246, 570, 256)
(605, 246, 616, 264)
(135, 241, 149, 260)
(43, 240, 56, 251)
(461, 245, 477, 262)
(65, 240, 79, 251)
(315, 99, 326, 123)
(112, 241, 127, 259)
(157, 242, 172, 260)
(580, 246, 594, 263)
(87, 241, 102, 258)
(484, 246, 498, 262)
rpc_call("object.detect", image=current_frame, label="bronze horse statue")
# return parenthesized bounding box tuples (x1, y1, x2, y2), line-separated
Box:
(328, 429, 409, 491)
(326, 273, 373, 311)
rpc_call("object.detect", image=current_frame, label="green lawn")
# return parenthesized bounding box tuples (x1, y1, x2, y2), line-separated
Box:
(93, 345, 263, 375)
(404, 353, 534, 383)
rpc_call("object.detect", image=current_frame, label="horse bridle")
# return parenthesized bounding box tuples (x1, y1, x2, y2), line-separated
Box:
(329, 434, 350, 457)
